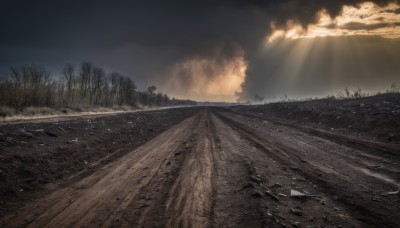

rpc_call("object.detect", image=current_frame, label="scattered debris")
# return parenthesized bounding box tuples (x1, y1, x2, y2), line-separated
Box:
(68, 138, 78, 143)
(19, 130, 33, 138)
(291, 222, 301, 227)
(372, 197, 382, 202)
(381, 190, 399, 197)
(45, 130, 58, 137)
(58, 127, 66, 133)
(250, 175, 263, 184)
(290, 190, 321, 198)
(290, 190, 307, 198)
(358, 184, 369, 189)
(290, 206, 303, 216)
(266, 191, 280, 201)
(299, 158, 307, 163)
(271, 183, 282, 188)
(386, 190, 399, 195)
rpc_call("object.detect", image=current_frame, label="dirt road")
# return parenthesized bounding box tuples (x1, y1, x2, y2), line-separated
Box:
(1, 108, 399, 227)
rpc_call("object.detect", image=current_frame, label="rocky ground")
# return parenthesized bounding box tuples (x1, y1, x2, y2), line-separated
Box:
(0, 94, 399, 227)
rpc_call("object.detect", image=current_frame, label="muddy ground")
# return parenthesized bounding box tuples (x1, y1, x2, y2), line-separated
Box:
(0, 108, 199, 214)
(0, 94, 399, 227)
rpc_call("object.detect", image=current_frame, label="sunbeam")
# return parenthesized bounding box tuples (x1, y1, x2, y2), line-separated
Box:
(267, 1, 400, 42)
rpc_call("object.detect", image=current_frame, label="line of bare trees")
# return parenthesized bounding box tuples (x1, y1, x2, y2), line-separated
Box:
(0, 62, 196, 112)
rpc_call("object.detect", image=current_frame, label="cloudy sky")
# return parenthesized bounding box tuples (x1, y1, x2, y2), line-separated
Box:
(1, 0, 399, 102)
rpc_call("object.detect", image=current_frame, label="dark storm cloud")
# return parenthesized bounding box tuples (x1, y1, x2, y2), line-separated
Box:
(0, 0, 399, 99)
(239, 36, 400, 101)
(342, 22, 400, 31)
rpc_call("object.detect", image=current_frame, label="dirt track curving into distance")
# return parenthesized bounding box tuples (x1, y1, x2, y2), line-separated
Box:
(1, 107, 399, 227)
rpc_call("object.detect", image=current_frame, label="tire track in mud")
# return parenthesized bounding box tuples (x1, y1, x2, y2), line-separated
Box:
(207, 113, 271, 227)
(164, 111, 214, 227)
(224, 111, 400, 189)
(0, 113, 203, 227)
(210, 113, 360, 227)
(214, 110, 400, 227)
(231, 110, 400, 161)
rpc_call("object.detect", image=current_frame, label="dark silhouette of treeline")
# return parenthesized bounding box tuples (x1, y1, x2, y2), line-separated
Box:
(0, 62, 196, 112)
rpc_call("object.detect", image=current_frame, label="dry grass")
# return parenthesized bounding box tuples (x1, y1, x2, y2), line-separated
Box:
(0, 106, 16, 117)
(22, 107, 62, 116)
(0, 105, 141, 122)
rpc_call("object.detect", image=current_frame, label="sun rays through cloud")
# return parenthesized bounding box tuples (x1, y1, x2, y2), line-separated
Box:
(268, 1, 400, 43)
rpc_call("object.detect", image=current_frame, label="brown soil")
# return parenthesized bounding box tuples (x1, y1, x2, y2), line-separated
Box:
(0, 96, 399, 227)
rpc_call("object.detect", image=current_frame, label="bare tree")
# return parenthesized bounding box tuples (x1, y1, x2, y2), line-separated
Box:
(62, 64, 75, 105)
(79, 62, 93, 103)
(147, 85, 157, 106)
(91, 67, 106, 105)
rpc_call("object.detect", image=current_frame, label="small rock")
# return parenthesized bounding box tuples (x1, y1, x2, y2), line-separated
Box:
(271, 183, 282, 188)
(290, 207, 303, 216)
(250, 175, 263, 183)
(385, 190, 399, 196)
(265, 191, 280, 201)
(290, 190, 306, 198)
(372, 196, 382, 202)
(292, 222, 301, 227)
(20, 130, 33, 138)
(278, 193, 287, 197)
(45, 130, 58, 137)
(251, 190, 263, 198)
